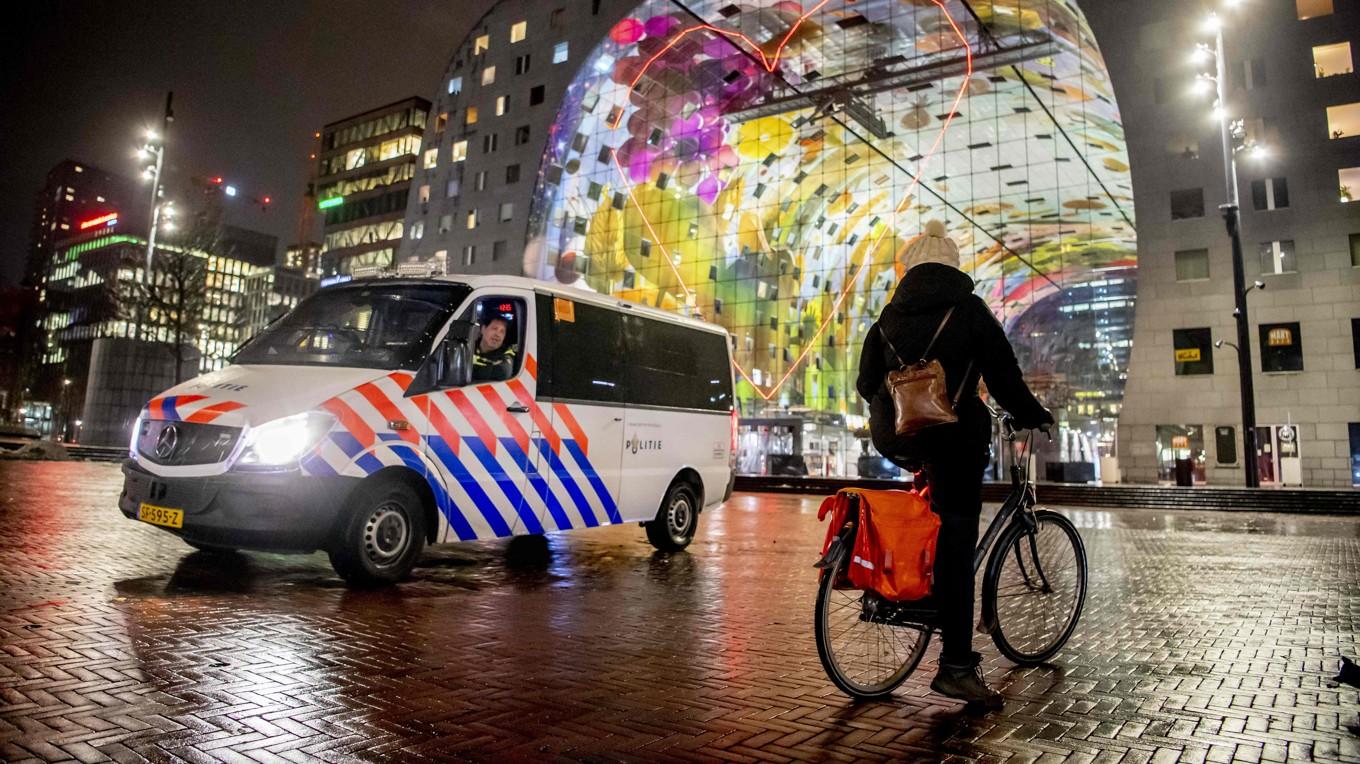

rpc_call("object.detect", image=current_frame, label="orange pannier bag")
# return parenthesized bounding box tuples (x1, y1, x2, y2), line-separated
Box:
(818, 488, 941, 601)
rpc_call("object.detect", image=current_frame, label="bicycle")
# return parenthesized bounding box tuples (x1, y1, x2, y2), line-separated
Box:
(813, 411, 1088, 700)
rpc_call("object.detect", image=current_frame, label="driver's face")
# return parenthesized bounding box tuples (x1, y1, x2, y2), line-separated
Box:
(480, 319, 507, 352)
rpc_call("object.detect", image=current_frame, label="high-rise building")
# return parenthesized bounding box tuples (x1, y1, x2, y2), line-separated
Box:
(24, 160, 137, 289)
(315, 97, 431, 281)
(1084, 0, 1360, 487)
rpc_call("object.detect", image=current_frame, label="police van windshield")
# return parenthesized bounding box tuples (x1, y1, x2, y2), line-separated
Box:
(233, 282, 471, 370)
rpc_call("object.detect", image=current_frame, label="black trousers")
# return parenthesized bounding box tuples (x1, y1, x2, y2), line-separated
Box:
(923, 441, 989, 666)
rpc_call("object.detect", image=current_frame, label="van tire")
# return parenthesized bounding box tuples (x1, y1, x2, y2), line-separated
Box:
(328, 478, 426, 587)
(645, 482, 698, 552)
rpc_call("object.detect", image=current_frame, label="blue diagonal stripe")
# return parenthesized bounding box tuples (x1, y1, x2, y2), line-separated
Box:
(162, 397, 183, 421)
(301, 454, 336, 476)
(427, 435, 510, 538)
(535, 438, 598, 528)
(355, 452, 384, 475)
(329, 431, 363, 459)
(563, 440, 621, 524)
(502, 438, 572, 532)
(387, 443, 476, 542)
(463, 436, 543, 535)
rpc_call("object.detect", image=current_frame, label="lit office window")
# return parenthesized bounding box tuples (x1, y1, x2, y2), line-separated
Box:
(418, 184, 431, 204)
(436, 112, 448, 132)
(510, 21, 527, 43)
(474, 34, 490, 54)
(448, 76, 463, 95)
(482, 66, 496, 86)
(467, 209, 480, 230)
(422, 148, 438, 169)
(1174, 249, 1209, 281)
(466, 106, 479, 125)
(1260, 323, 1304, 372)
(553, 42, 569, 64)
(410, 220, 424, 240)
(451, 140, 468, 163)
(1313, 42, 1353, 78)
(1296, 0, 1332, 19)
(1342, 167, 1360, 202)
(1327, 103, 1359, 139)
(496, 95, 509, 116)
(446, 178, 460, 197)
(1258, 240, 1296, 274)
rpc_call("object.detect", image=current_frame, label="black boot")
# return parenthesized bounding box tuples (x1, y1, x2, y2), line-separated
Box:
(930, 652, 1003, 709)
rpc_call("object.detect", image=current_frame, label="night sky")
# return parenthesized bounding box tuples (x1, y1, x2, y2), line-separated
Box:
(1, 0, 499, 287)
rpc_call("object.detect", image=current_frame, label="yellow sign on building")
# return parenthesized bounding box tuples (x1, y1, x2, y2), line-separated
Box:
(1175, 348, 1201, 363)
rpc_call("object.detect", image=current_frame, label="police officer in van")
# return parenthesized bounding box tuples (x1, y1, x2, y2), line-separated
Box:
(472, 316, 516, 381)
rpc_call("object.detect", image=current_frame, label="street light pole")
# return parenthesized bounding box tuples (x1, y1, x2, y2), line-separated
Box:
(1209, 18, 1260, 488)
(143, 92, 174, 278)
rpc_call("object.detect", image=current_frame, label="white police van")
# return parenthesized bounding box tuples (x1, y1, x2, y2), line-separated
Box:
(119, 275, 737, 585)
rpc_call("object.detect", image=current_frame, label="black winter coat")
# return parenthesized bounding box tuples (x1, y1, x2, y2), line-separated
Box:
(856, 263, 1051, 462)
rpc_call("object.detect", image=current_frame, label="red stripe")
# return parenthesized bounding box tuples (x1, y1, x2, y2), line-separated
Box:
(172, 395, 208, 408)
(479, 387, 531, 455)
(321, 398, 375, 449)
(553, 403, 589, 455)
(448, 390, 499, 455)
(416, 396, 461, 456)
(184, 400, 245, 424)
(389, 371, 414, 391)
(524, 355, 537, 380)
(148, 398, 166, 419)
(508, 379, 559, 454)
(354, 383, 419, 445)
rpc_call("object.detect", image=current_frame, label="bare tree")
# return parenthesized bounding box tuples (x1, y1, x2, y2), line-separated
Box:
(118, 223, 218, 384)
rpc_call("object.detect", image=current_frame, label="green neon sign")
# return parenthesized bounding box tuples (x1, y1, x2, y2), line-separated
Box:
(318, 196, 344, 210)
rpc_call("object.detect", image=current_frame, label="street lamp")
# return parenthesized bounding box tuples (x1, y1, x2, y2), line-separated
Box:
(137, 93, 174, 279)
(1191, 3, 1263, 488)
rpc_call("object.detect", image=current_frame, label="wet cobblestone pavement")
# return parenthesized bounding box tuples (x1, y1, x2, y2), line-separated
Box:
(2, 461, 1358, 763)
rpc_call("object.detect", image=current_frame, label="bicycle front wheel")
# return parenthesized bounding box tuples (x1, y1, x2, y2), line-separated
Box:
(814, 563, 931, 699)
(982, 509, 1087, 666)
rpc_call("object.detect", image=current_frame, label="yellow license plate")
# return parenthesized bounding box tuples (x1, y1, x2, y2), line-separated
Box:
(138, 503, 184, 529)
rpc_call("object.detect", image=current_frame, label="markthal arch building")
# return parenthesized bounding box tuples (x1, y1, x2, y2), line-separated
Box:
(499, 1, 1135, 478)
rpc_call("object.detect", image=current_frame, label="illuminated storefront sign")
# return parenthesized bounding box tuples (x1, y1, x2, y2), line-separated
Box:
(78, 212, 119, 230)
(1174, 348, 1202, 363)
(1267, 327, 1293, 346)
(318, 196, 344, 210)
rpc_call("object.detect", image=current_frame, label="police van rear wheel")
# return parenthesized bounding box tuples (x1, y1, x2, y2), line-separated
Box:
(646, 482, 697, 552)
(329, 479, 426, 587)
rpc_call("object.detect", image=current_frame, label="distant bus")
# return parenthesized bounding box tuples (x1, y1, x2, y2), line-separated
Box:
(120, 275, 737, 585)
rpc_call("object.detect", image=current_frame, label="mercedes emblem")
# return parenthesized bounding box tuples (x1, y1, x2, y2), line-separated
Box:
(154, 424, 180, 459)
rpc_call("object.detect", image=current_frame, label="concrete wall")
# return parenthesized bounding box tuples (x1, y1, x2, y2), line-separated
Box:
(81, 338, 198, 448)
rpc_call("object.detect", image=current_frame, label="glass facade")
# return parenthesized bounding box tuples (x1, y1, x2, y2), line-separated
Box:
(523, 0, 1135, 475)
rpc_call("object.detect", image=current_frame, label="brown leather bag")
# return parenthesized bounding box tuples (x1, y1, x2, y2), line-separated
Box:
(881, 306, 973, 436)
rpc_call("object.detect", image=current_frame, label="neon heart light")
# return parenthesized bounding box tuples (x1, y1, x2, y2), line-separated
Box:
(606, 0, 973, 401)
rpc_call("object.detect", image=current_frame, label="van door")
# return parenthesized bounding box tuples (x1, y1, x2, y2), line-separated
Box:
(618, 315, 733, 520)
(419, 291, 541, 541)
(531, 294, 626, 529)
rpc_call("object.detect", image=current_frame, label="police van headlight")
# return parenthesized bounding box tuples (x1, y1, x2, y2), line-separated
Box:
(236, 412, 335, 469)
(128, 413, 144, 459)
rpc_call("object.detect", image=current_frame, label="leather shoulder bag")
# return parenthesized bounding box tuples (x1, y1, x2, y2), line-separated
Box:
(881, 306, 974, 436)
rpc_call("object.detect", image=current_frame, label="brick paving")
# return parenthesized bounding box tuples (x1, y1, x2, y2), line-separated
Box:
(1, 460, 1358, 763)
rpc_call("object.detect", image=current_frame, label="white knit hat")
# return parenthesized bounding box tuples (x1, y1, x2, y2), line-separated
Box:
(900, 219, 960, 271)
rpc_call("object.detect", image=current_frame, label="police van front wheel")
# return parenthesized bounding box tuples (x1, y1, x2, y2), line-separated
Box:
(645, 482, 698, 552)
(329, 479, 427, 587)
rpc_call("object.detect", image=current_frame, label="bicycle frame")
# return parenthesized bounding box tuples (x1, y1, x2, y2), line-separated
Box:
(971, 425, 1038, 575)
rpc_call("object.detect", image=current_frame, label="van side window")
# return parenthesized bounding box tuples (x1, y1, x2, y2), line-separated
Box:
(534, 294, 555, 396)
(546, 298, 625, 403)
(622, 316, 733, 411)
(464, 296, 525, 383)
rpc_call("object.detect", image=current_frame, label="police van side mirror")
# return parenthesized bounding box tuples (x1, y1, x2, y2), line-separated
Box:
(406, 321, 480, 396)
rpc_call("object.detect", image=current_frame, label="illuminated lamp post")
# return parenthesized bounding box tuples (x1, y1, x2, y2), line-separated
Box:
(137, 92, 175, 278)
(1192, 6, 1266, 488)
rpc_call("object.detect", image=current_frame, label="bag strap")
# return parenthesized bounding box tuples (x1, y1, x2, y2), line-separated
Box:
(919, 306, 955, 362)
(951, 359, 975, 406)
(879, 323, 906, 368)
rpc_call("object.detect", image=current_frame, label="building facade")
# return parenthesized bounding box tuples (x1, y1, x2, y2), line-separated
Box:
(316, 97, 431, 280)
(401, 0, 1139, 481)
(1083, 0, 1360, 487)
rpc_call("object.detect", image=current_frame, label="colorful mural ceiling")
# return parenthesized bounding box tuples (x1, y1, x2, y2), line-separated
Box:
(527, 0, 1136, 423)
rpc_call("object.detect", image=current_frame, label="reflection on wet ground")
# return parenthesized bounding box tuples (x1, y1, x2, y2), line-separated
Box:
(1, 461, 1357, 762)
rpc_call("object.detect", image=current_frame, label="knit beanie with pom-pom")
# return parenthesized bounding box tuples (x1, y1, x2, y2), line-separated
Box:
(900, 219, 960, 271)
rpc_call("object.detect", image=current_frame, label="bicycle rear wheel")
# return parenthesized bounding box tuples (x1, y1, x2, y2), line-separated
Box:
(814, 563, 931, 699)
(982, 509, 1087, 666)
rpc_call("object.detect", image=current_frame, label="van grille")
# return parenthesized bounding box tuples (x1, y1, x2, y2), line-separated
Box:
(136, 420, 241, 466)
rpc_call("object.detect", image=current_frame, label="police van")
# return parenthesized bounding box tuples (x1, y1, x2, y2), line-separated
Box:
(119, 275, 737, 585)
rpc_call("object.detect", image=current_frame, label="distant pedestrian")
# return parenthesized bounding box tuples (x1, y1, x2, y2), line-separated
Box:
(856, 219, 1053, 708)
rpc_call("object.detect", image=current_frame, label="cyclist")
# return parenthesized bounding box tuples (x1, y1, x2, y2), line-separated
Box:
(856, 220, 1053, 708)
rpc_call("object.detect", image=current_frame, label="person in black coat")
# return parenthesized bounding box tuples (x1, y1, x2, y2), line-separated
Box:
(856, 220, 1052, 708)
